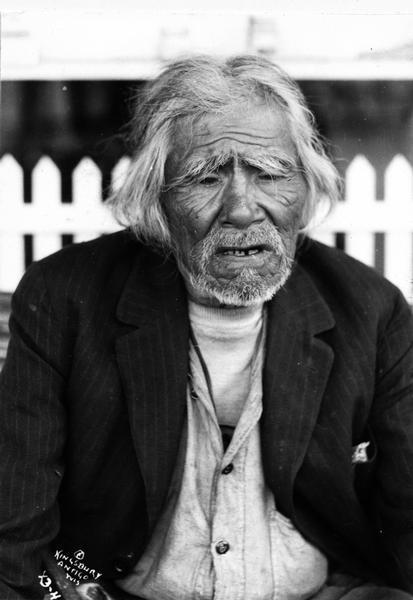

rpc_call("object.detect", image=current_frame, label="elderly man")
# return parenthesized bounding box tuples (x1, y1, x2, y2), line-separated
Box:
(1, 55, 413, 600)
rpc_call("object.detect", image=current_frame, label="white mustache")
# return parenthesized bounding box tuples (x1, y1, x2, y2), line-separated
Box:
(194, 222, 286, 260)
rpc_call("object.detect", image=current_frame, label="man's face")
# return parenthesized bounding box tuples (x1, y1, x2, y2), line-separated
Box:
(163, 101, 308, 307)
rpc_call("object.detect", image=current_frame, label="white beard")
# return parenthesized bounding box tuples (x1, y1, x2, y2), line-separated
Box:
(184, 262, 293, 307)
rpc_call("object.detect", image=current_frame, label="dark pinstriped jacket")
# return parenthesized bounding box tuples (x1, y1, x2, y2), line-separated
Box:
(1, 230, 413, 599)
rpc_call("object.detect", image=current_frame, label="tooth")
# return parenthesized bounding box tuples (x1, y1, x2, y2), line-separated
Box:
(221, 248, 262, 256)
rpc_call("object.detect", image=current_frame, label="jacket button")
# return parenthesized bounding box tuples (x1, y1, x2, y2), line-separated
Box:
(113, 555, 134, 575)
(215, 540, 230, 554)
(114, 563, 126, 575)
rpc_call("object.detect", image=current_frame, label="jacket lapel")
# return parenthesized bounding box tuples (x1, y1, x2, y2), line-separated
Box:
(261, 262, 335, 517)
(115, 248, 189, 532)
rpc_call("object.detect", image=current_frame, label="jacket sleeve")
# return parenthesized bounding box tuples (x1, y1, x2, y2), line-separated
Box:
(0, 262, 71, 599)
(371, 289, 413, 592)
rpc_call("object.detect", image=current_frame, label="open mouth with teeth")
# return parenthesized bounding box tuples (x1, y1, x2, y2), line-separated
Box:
(217, 245, 268, 257)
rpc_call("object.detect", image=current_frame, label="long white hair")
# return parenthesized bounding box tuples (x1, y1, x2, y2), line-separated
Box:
(108, 54, 342, 250)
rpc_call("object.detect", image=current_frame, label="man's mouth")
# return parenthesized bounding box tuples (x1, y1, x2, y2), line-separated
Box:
(217, 244, 269, 257)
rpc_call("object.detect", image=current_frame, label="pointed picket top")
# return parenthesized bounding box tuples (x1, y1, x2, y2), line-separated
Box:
(384, 154, 413, 203)
(72, 157, 102, 208)
(32, 156, 61, 208)
(0, 154, 24, 209)
(345, 155, 376, 204)
(111, 156, 131, 194)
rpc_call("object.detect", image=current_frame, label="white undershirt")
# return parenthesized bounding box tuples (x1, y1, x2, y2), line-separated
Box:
(188, 300, 264, 427)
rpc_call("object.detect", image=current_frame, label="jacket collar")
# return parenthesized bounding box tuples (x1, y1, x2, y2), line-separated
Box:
(115, 245, 335, 531)
(115, 246, 186, 326)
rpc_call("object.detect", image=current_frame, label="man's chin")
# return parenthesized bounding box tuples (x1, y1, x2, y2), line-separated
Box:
(188, 267, 292, 307)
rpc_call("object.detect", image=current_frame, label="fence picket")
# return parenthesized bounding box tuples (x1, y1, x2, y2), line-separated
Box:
(72, 157, 119, 236)
(32, 157, 62, 259)
(383, 155, 413, 299)
(0, 155, 25, 290)
(384, 155, 413, 203)
(0, 154, 412, 303)
(346, 154, 376, 204)
(0, 154, 24, 204)
(343, 155, 376, 266)
(0, 235, 25, 292)
(72, 158, 103, 242)
(32, 157, 61, 210)
(73, 157, 101, 210)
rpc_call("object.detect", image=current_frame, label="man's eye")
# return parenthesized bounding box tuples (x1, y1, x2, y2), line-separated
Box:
(198, 175, 220, 186)
(257, 171, 291, 183)
(257, 172, 278, 182)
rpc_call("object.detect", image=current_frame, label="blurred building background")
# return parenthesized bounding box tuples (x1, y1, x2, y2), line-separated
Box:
(1, 5, 413, 365)
(3, 10, 413, 198)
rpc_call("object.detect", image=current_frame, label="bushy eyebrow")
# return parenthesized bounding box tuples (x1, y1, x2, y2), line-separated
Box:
(163, 150, 300, 191)
(163, 152, 232, 191)
(244, 152, 299, 174)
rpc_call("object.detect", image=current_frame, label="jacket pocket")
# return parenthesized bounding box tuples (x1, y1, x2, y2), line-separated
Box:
(353, 425, 377, 504)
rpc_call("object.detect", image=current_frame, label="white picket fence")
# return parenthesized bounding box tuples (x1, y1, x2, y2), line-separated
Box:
(0, 153, 412, 302)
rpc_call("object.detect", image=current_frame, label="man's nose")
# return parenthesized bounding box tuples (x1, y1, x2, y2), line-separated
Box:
(219, 171, 265, 229)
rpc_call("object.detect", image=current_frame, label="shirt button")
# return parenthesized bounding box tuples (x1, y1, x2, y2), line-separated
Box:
(221, 464, 233, 475)
(215, 540, 230, 554)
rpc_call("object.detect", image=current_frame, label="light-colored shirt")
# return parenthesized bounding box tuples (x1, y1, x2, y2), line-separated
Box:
(187, 301, 264, 426)
(117, 303, 328, 600)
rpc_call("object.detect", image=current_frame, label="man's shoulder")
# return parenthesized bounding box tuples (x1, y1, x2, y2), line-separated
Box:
(297, 237, 408, 318)
(29, 229, 151, 282)
(37, 229, 141, 273)
(299, 237, 385, 281)
(13, 230, 151, 310)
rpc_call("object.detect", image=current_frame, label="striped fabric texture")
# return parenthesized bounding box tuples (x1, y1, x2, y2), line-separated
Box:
(0, 230, 413, 598)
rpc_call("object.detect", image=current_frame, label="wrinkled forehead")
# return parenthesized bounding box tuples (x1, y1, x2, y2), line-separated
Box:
(168, 100, 297, 175)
